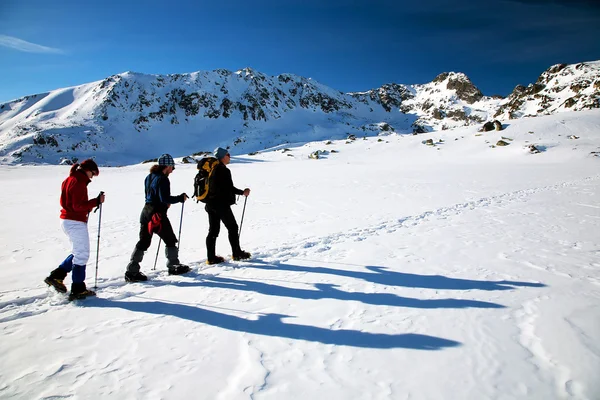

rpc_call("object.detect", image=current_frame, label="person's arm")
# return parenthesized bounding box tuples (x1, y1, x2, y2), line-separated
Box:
(158, 177, 186, 204)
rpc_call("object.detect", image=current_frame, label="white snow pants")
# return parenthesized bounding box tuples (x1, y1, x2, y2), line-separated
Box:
(61, 219, 90, 266)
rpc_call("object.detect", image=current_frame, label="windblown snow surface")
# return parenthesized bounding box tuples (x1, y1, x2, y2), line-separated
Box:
(0, 110, 599, 399)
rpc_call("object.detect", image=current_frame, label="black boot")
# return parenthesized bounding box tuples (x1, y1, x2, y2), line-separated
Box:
(206, 256, 226, 265)
(68, 282, 96, 301)
(44, 267, 68, 293)
(206, 235, 225, 264)
(165, 246, 190, 275)
(232, 250, 251, 261)
(125, 271, 148, 282)
(230, 232, 250, 261)
(125, 248, 148, 282)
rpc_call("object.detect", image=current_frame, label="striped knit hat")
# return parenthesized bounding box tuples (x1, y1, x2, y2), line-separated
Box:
(158, 154, 175, 169)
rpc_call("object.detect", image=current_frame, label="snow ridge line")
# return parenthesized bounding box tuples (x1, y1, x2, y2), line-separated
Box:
(261, 174, 600, 261)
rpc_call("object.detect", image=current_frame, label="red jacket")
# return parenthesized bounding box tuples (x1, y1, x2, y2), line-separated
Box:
(60, 170, 97, 223)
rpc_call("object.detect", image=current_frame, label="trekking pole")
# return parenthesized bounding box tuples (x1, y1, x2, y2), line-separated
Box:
(93, 191, 104, 290)
(153, 239, 161, 270)
(177, 201, 185, 250)
(238, 196, 248, 239)
(94, 203, 102, 289)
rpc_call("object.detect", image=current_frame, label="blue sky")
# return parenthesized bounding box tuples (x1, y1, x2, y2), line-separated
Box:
(1, 0, 599, 103)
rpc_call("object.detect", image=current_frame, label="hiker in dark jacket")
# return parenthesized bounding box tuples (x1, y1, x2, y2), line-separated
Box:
(125, 154, 190, 282)
(44, 159, 105, 300)
(205, 147, 251, 264)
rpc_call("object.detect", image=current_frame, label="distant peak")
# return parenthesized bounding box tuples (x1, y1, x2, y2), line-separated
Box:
(432, 72, 470, 84)
(237, 67, 257, 75)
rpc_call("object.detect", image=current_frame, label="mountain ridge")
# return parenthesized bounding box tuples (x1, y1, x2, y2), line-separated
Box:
(0, 60, 598, 166)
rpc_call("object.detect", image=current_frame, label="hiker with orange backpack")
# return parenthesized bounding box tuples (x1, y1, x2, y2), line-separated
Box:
(204, 147, 251, 264)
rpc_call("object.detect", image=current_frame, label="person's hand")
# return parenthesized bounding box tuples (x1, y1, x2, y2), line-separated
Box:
(98, 192, 105, 204)
(243, 188, 250, 197)
(181, 193, 189, 202)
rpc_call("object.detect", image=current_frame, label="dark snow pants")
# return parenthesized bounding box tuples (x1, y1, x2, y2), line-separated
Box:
(135, 204, 177, 251)
(205, 203, 241, 259)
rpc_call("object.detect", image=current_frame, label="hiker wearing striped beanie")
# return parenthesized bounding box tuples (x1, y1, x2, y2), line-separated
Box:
(124, 154, 190, 282)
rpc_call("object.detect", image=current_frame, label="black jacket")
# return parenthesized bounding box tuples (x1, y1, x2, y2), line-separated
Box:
(206, 162, 243, 206)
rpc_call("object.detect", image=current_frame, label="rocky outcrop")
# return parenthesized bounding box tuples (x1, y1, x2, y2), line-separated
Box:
(495, 61, 600, 119)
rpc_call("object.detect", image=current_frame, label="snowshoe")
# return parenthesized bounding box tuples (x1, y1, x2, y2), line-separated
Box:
(206, 256, 225, 265)
(168, 264, 191, 275)
(232, 251, 251, 261)
(44, 276, 67, 293)
(125, 271, 148, 283)
(68, 289, 96, 301)
(68, 282, 96, 301)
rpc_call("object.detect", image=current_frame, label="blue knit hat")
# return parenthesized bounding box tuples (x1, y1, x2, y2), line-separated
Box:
(213, 147, 229, 160)
(158, 153, 175, 169)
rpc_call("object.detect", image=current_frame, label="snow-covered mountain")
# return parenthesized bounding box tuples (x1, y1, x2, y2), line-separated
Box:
(0, 61, 598, 165)
(495, 61, 600, 119)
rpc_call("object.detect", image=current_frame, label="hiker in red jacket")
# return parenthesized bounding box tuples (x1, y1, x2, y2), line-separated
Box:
(44, 159, 105, 300)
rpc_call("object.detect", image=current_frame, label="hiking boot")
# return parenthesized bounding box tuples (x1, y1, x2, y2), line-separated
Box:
(125, 271, 148, 283)
(44, 267, 68, 293)
(232, 251, 251, 261)
(126, 247, 145, 274)
(68, 289, 96, 301)
(168, 264, 191, 275)
(68, 282, 96, 301)
(44, 276, 67, 293)
(206, 256, 225, 265)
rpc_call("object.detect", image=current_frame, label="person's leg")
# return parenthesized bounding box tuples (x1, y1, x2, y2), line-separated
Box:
(45, 255, 72, 293)
(158, 216, 190, 274)
(125, 206, 154, 282)
(126, 224, 152, 274)
(157, 216, 178, 267)
(61, 220, 94, 297)
(220, 206, 242, 256)
(205, 205, 222, 261)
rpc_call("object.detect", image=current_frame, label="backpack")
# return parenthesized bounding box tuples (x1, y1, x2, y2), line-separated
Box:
(193, 157, 219, 203)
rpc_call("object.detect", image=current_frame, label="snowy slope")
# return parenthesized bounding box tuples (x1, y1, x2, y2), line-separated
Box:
(0, 110, 599, 399)
(1, 61, 598, 166)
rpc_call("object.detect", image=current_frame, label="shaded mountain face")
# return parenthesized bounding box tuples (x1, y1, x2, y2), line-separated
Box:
(0, 61, 598, 165)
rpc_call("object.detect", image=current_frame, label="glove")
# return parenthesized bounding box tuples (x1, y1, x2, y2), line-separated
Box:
(94, 191, 105, 213)
(180, 193, 189, 202)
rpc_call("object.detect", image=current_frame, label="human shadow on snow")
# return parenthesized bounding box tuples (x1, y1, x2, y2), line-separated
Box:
(158, 275, 505, 309)
(89, 298, 461, 350)
(244, 261, 546, 291)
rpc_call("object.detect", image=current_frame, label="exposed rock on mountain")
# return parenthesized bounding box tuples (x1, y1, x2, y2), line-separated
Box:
(494, 61, 600, 119)
(0, 60, 598, 165)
